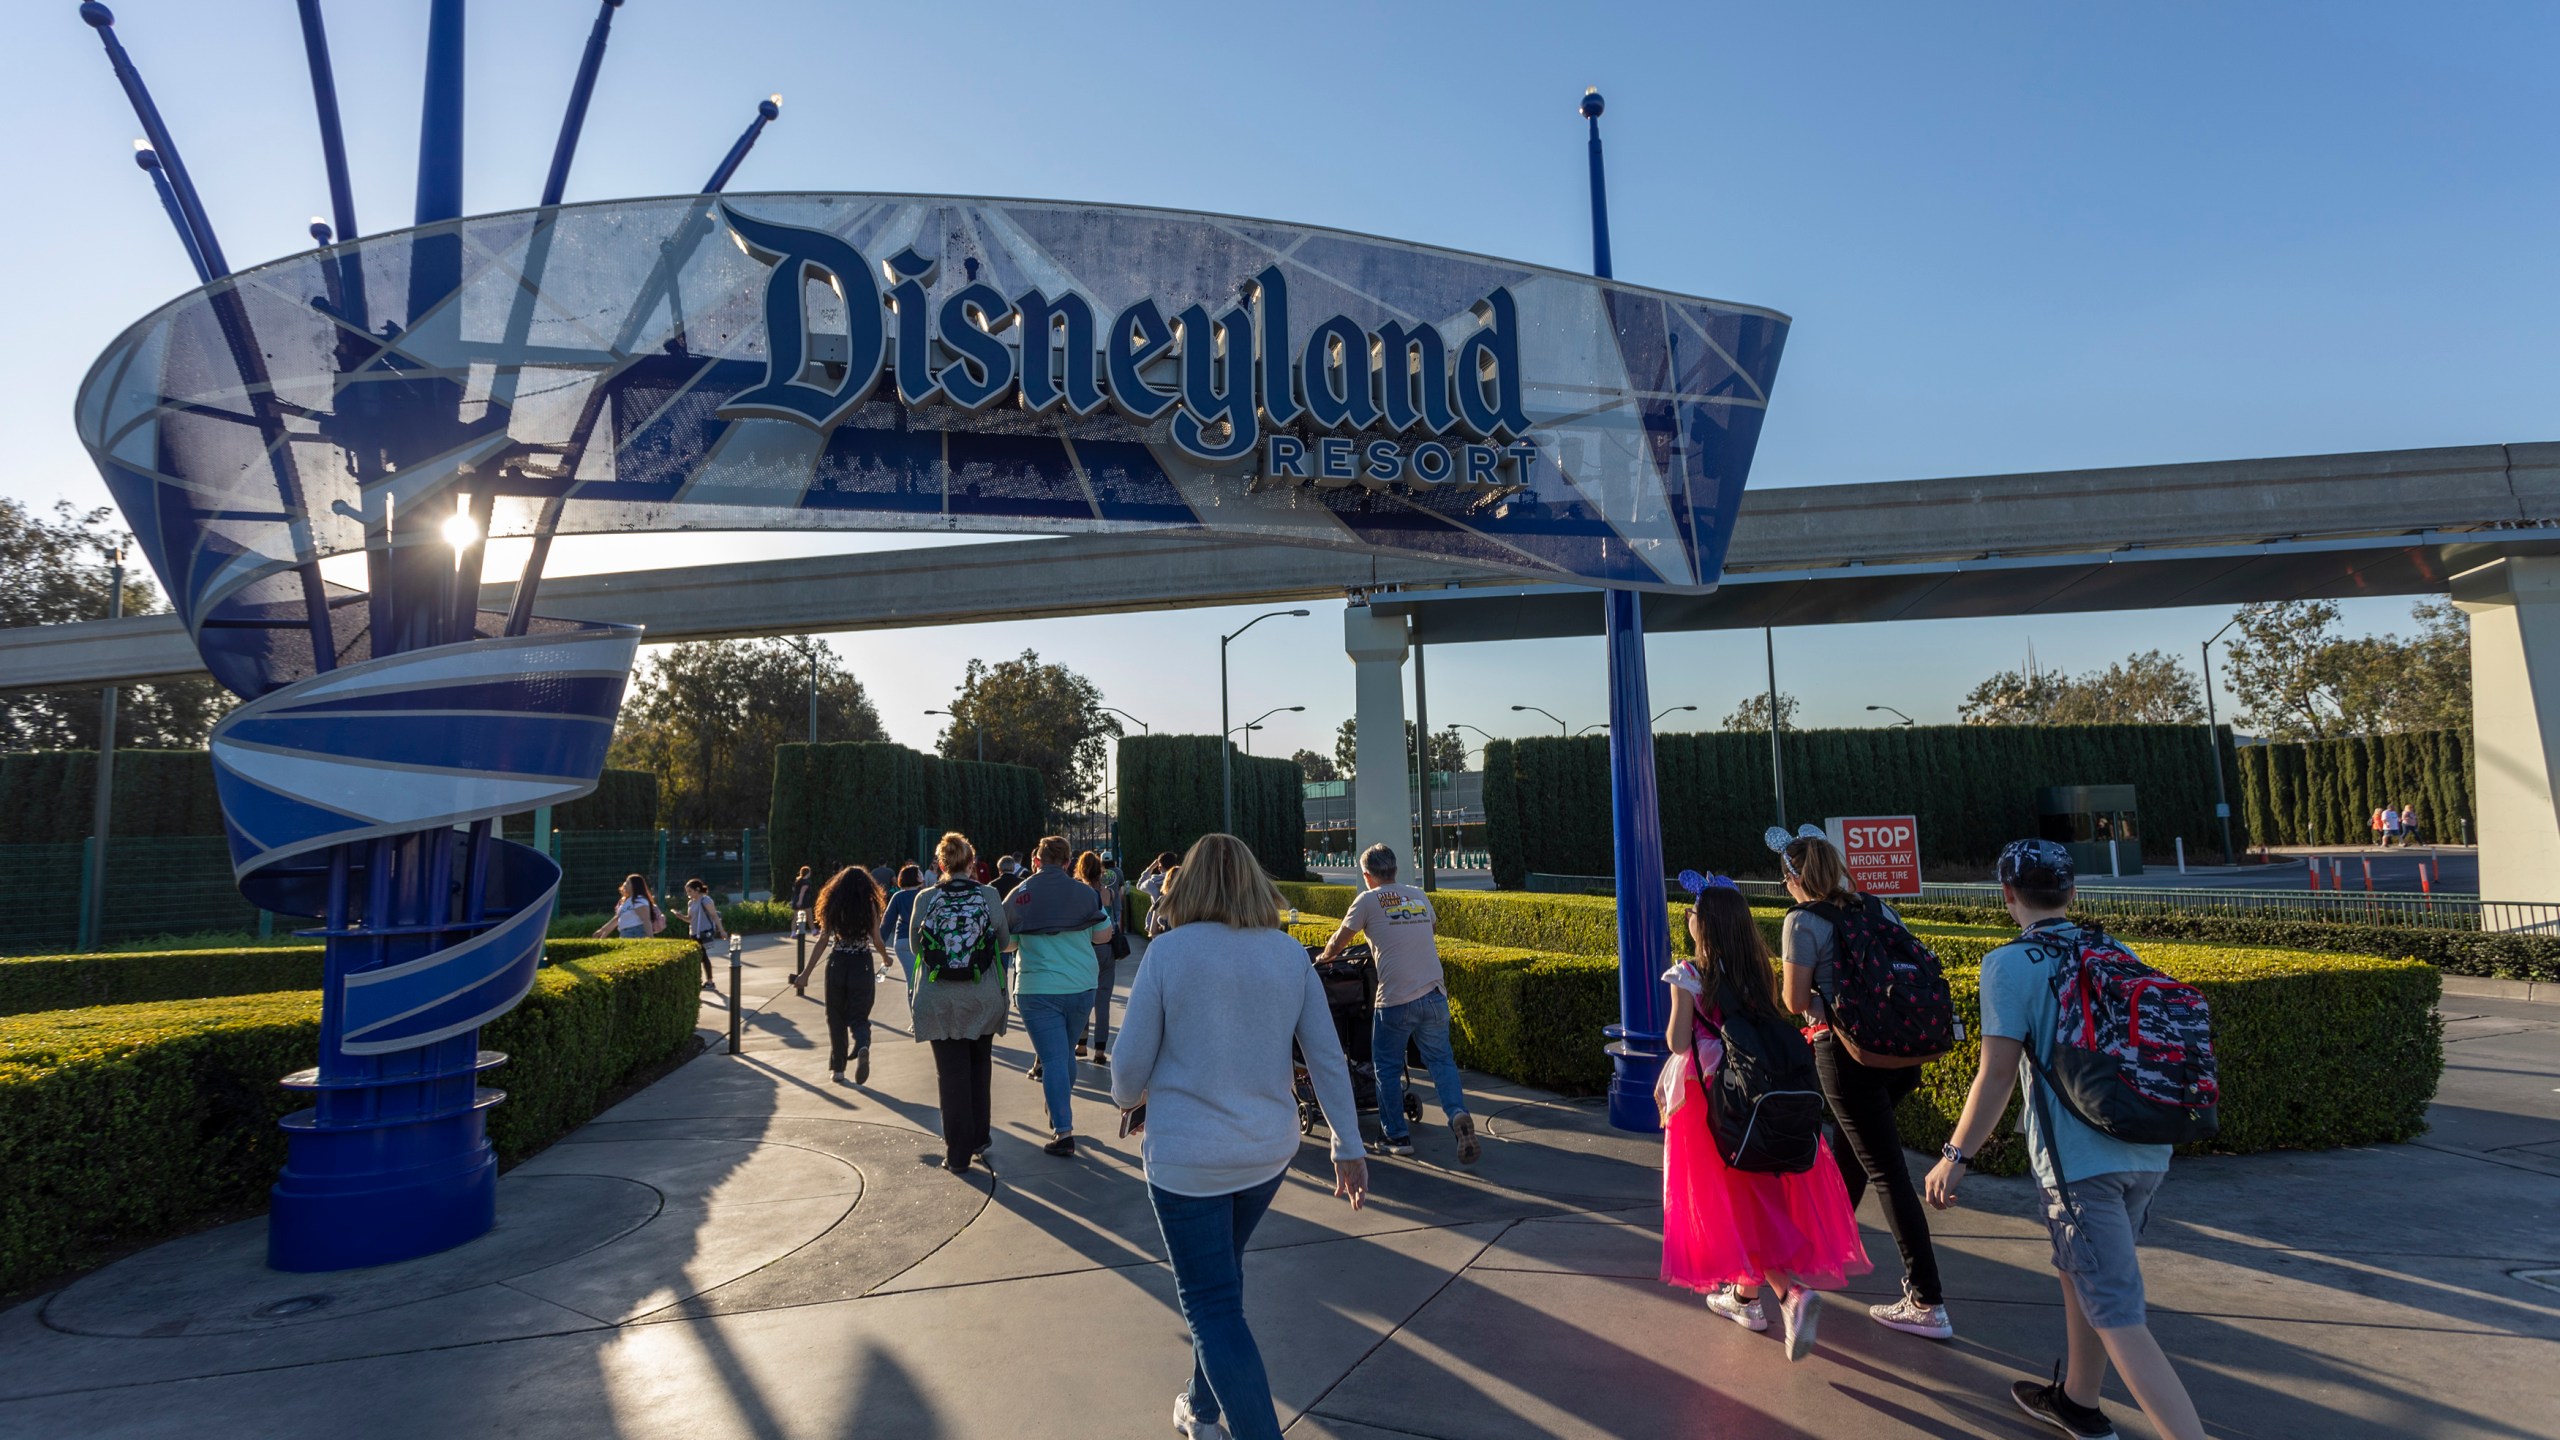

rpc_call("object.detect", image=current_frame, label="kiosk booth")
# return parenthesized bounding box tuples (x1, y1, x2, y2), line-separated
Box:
(2037, 784, 2143, 878)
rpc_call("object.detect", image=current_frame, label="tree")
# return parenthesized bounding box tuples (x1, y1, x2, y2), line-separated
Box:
(1332, 719, 1464, 776)
(936, 649, 1118, 809)
(2224, 601, 2348, 740)
(0, 499, 232, 751)
(610, 639, 883, 828)
(1959, 649, 2202, 725)
(2222, 600, 2468, 740)
(1291, 748, 1340, 782)
(1721, 692, 1800, 732)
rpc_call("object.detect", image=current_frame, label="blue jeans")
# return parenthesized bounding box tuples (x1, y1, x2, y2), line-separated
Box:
(1150, 1172, 1287, 1440)
(1016, 988, 1093, 1135)
(1374, 988, 1468, 1142)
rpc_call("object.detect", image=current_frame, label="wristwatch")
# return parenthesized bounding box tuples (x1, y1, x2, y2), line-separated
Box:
(1940, 1143, 1968, 1166)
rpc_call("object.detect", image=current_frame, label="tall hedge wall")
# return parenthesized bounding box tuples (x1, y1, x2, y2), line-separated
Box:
(765, 742, 1044, 890)
(1117, 735, 1310, 879)
(0, 750, 226, 844)
(2234, 730, 2474, 849)
(1481, 724, 2240, 887)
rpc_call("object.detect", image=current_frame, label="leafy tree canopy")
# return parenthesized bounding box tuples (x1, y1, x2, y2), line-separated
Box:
(2223, 600, 2468, 740)
(1291, 747, 1340, 782)
(1334, 718, 1465, 776)
(937, 649, 1118, 809)
(1960, 649, 2202, 726)
(1721, 692, 1801, 732)
(610, 638, 883, 828)
(0, 499, 231, 751)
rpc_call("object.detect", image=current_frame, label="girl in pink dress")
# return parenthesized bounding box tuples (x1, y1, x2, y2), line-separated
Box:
(1660, 878, 1870, 1360)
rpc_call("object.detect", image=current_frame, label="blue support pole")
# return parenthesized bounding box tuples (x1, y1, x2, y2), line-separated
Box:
(294, 0, 359, 246)
(81, 4, 229, 277)
(132, 146, 210, 283)
(541, 0, 624, 207)
(1579, 88, 1673, 1132)
(702, 96, 782, 194)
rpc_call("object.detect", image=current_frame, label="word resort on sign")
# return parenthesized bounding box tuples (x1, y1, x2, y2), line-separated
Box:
(1827, 815, 1923, 898)
(717, 205, 1542, 491)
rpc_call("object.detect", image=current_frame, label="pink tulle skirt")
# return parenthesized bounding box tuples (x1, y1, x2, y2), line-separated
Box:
(1661, 1088, 1872, 1293)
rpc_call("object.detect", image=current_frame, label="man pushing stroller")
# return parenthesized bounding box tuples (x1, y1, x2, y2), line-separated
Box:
(1313, 843, 1479, 1165)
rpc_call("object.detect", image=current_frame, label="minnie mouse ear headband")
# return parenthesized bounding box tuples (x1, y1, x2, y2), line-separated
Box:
(1677, 869, 1739, 898)
(1763, 823, 1827, 878)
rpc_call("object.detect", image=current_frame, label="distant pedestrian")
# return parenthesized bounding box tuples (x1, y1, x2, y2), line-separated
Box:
(1006, 836, 1115, 1156)
(882, 864, 925, 983)
(2399, 804, 2419, 844)
(1662, 877, 1869, 1361)
(1076, 849, 1130, 1062)
(1926, 840, 2210, 1440)
(2381, 805, 2404, 847)
(870, 858, 898, 892)
(1110, 833, 1369, 1440)
(1776, 831, 1955, 1340)
(993, 854, 1026, 898)
(2370, 806, 2388, 845)
(910, 832, 1015, 1175)
(814, 866, 886, 1086)
(683, 878, 722, 988)
(790, 865, 816, 929)
(971, 855, 994, 884)
(1313, 843, 1478, 1164)
(1146, 865, 1182, 936)
(592, 874, 665, 942)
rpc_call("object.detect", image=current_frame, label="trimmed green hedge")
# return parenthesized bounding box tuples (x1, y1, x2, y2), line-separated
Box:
(1118, 735, 1310, 880)
(0, 946, 325, 1017)
(766, 742, 1044, 893)
(1889, 900, 2559, 983)
(500, 767, 661, 839)
(2236, 730, 2474, 850)
(1480, 724, 2241, 887)
(0, 749, 227, 845)
(0, 937, 702, 1294)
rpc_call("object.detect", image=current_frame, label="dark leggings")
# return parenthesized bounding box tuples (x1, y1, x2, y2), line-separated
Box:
(1814, 1032, 1944, 1306)
(929, 1034, 995, 1167)
(825, 947, 876, 1074)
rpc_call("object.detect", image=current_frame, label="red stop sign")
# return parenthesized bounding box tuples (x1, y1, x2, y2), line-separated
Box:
(1826, 815, 1922, 898)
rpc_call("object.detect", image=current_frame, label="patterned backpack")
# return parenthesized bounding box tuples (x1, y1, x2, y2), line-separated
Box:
(2030, 923, 2220, 1147)
(913, 878, 1001, 983)
(1796, 898, 1957, 1068)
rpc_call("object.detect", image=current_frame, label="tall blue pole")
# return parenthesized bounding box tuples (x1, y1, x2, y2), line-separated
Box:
(133, 145, 210, 283)
(294, 0, 359, 246)
(1582, 88, 1673, 1134)
(702, 96, 783, 194)
(81, 4, 229, 278)
(541, 0, 624, 207)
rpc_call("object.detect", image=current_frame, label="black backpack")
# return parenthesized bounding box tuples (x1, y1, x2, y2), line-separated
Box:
(1703, 980, 1826, 1174)
(1796, 897, 1957, 1068)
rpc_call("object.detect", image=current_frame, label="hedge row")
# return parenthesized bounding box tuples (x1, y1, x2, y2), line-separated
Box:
(1118, 735, 1311, 880)
(1480, 725, 2240, 888)
(1290, 887, 2443, 1175)
(1886, 899, 2560, 983)
(2235, 731, 2475, 850)
(499, 767, 663, 838)
(550, 900, 796, 940)
(0, 945, 324, 1017)
(766, 742, 1045, 893)
(0, 937, 703, 1294)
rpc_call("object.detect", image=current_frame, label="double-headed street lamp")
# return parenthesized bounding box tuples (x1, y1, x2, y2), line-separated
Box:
(1223, 610, 1309, 831)
(1511, 703, 1567, 736)
(1232, 704, 1304, 755)
(924, 707, 983, 763)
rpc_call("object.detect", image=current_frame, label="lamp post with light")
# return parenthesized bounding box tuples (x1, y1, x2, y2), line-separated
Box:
(925, 708, 983, 763)
(1866, 704, 1916, 727)
(1512, 704, 1567, 736)
(1222, 610, 1309, 832)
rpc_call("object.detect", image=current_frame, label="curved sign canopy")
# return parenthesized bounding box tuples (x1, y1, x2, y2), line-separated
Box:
(78, 192, 1789, 690)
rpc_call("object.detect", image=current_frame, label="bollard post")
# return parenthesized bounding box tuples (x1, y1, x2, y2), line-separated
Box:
(2362, 858, 2373, 892)
(2109, 839, 2121, 880)
(2175, 836, 2186, 874)
(2307, 861, 2319, 891)
(727, 933, 744, 1055)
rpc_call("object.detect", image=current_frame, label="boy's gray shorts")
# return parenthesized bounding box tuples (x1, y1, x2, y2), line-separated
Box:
(2035, 1170, 2164, 1330)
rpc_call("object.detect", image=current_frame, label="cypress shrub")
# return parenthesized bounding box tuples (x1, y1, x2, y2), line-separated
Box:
(1117, 735, 1309, 879)
(2232, 731, 2474, 849)
(0, 750, 228, 844)
(765, 742, 1042, 890)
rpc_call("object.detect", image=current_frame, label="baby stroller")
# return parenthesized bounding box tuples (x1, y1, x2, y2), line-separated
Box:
(1297, 942, 1425, 1138)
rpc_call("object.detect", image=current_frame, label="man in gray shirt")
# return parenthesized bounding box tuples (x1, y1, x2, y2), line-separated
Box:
(1315, 843, 1478, 1164)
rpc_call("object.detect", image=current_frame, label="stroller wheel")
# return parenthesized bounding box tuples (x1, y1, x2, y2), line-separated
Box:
(1404, 1094, 1424, 1123)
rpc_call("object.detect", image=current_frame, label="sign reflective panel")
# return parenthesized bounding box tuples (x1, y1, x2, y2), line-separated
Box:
(1827, 814, 1922, 898)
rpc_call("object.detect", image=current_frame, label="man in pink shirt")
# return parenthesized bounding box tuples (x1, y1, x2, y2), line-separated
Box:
(1315, 844, 1479, 1164)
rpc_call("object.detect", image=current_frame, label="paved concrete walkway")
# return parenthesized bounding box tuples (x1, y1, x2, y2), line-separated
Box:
(1, 936, 2554, 1438)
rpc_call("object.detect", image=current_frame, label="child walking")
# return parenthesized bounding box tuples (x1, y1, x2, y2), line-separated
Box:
(1660, 878, 1870, 1361)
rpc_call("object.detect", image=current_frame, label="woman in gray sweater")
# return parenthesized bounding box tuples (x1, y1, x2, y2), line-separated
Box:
(1110, 834, 1369, 1440)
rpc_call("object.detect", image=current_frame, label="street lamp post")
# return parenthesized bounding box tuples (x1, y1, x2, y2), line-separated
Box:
(1098, 706, 1149, 735)
(84, 547, 125, 951)
(1576, 724, 1608, 737)
(1652, 704, 1698, 725)
(924, 708, 983, 763)
(2201, 617, 2242, 864)
(781, 636, 821, 745)
(1235, 704, 1304, 756)
(1512, 704, 1568, 736)
(1221, 610, 1309, 832)
(1866, 704, 1916, 727)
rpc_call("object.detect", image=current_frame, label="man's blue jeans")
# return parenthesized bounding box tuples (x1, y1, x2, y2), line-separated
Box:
(1016, 988, 1093, 1135)
(1374, 988, 1468, 1142)
(1149, 1171, 1287, 1440)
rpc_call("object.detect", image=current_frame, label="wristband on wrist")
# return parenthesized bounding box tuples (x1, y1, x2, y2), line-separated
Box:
(1940, 1143, 1968, 1166)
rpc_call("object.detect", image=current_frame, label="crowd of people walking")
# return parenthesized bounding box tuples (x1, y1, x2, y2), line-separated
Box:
(631, 821, 2210, 1440)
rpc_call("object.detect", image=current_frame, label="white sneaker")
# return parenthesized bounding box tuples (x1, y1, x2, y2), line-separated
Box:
(1869, 1286, 1954, 1340)
(1780, 1287, 1822, 1362)
(1703, 1285, 1768, 1332)
(1173, 1391, 1228, 1439)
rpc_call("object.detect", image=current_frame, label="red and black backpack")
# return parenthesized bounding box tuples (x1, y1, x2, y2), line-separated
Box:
(1795, 896, 1957, 1068)
(2027, 922, 2220, 1149)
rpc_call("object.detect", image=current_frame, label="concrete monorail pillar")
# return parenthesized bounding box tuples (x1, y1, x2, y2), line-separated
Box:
(1345, 605, 1412, 868)
(2455, 555, 2560, 909)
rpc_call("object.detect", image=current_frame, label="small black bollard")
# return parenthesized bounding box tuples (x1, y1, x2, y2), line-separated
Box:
(727, 933, 744, 1055)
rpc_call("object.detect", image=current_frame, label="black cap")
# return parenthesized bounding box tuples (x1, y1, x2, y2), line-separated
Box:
(1997, 838, 2074, 890)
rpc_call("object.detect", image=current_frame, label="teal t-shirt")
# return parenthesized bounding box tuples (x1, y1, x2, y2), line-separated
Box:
(1977, 919, 2172, 1191)
(1014, 924, 1107, 996)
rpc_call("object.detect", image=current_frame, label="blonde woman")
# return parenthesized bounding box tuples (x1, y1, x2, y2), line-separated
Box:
(1110, 834, 1368, 1440)
(908, 831, 1015, 1174)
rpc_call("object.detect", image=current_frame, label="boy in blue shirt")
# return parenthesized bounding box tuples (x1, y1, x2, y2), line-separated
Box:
(1924, 839, 2206, 1440)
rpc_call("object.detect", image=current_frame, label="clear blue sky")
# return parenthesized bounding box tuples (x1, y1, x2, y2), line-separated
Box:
(5, 1, 2553, 767)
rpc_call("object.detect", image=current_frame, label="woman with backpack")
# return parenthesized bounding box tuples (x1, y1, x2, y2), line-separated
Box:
(1661, 877, 1868, 1361)
(881, 864, 925, 984)
(813, 865, 886, 1086)
(909, 831, 1015, 1175)
(1776, 829, 1957, 1341)
(683, 878, 722, 988)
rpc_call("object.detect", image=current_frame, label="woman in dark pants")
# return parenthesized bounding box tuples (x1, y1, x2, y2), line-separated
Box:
(1073, 849, 1123, 1060)
(907, 831, 1015, 1174)
(1777, 832, 1954, 1341)
(814, 866, 886, 1086)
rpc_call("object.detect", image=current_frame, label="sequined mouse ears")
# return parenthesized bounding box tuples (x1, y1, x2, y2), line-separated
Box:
(1763, 823, 1825, 877)
(1676, 869, 1739, 896)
